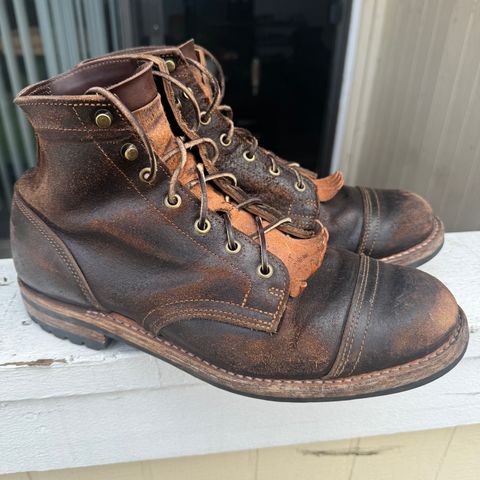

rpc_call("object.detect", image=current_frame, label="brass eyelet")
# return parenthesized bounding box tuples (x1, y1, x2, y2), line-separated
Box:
(165, 59, 176, 73)
(164, 194, 182, 209)
(256, 264, 273, 279)
(295, 182, 306, 192)
(139, 167, 152, 183)
(94, 109, 113, 128)
(268, 166, 281, 176)
(225, 241, 241, 254)
(243, 151, 255, 162)
(175, 97, 182, 108)
(220, 133, 232, 147)
(121, 143, 139, 161)
(200, 111, 211, 125)
(194, 218, 211, 234)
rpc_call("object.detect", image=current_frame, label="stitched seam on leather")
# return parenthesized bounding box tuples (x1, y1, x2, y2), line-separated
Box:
(71, 106, 287, 328)
(380, 217, 441, 261)
(358, 187, 371, 254)
(36, 127, 132, 133)
(85, 310, 463, 385)
(142, 298, 281, 323)
(269, 287, 284, 297)
(349, 259, 380, 375)
(333, 255, 370, 377)
(337, 255, 370, 376)
(149, 308, 276, 333)
(19, 102, 113, 107)
(15, 199, 96, 306)
(367, 189, 381, 256)
(303, 175, 320, 218)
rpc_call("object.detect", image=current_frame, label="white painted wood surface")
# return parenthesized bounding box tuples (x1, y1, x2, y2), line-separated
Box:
(0, 232, 479, 474)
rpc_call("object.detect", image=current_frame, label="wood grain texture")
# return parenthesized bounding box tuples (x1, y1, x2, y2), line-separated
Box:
(338, 0, 480, 232)
(0, 232, 479, 473)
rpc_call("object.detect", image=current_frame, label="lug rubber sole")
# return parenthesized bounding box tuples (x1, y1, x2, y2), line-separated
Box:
(379, 216, 445, 268)
(20, 281, 469, 402)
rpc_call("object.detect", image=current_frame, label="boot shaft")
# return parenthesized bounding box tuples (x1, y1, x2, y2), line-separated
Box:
(12, 57, 327, 335)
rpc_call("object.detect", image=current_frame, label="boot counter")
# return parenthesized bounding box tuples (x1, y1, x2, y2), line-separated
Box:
(10, 193, 99, 309)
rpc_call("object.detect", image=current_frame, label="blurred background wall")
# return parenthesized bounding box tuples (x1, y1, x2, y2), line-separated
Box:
(339, 0, 480, 232)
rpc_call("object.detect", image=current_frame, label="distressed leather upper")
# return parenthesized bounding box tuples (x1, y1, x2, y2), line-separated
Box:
(11, 57, 460, 383)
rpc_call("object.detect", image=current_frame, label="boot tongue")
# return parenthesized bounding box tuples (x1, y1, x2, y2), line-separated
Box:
(178, 39, 209, 69)
(178, 39, 197, 61)
(108, 62, 158, 111)
(177, 39, 213, 100)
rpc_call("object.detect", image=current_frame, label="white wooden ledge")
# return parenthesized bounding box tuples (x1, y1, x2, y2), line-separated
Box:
(1, 232, 479, 474)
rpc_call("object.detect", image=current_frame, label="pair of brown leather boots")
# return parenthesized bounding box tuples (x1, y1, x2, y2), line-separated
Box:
(11, 40, 468, 401)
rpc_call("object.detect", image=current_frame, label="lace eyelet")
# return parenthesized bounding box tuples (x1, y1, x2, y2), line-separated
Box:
(268, 166, 281, 176)
(225, 241, 241, 254)
(175, 97, 182, 108)
(194, 218, 211, 234)
(200, 111, 212, 125)
(295, 182, 306, 192)
(94, 109, 113, 128)
(243, 151, 255, 162)
(139, 167, 152, 183)
(164, 194, 182, 209)
(165, 59, 176, 72)
(256, 264, 273, 279)
(121, 143, 139, 161)
(220, 133, 232, 147)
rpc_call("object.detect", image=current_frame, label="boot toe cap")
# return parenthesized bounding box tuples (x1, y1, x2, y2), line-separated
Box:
(360, 188, 438, 259)
(331, 258, 461, 378)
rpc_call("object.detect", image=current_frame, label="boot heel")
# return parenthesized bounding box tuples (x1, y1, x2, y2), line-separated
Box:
(20, 283, 112, 350)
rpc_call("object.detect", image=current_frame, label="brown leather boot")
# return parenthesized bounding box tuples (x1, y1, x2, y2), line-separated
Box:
(12, 57, 467, 401)
(97, 40, 442, 267)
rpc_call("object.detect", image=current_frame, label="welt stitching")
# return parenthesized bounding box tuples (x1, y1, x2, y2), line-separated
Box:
(70, 106, 288, 325)
(16, 200, 94, 304)
(85, 310, 463, 385)
(334, 255, 370, 377)
(350, 259, 380, 375)
(380, 217, 441, 261)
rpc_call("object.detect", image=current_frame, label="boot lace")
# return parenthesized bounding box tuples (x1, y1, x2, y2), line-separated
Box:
(180, 50, 307, 191)
(87, 84, 291, 278)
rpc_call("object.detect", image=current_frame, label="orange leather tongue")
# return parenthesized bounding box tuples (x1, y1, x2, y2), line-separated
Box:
(132, 79, 327, 297)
